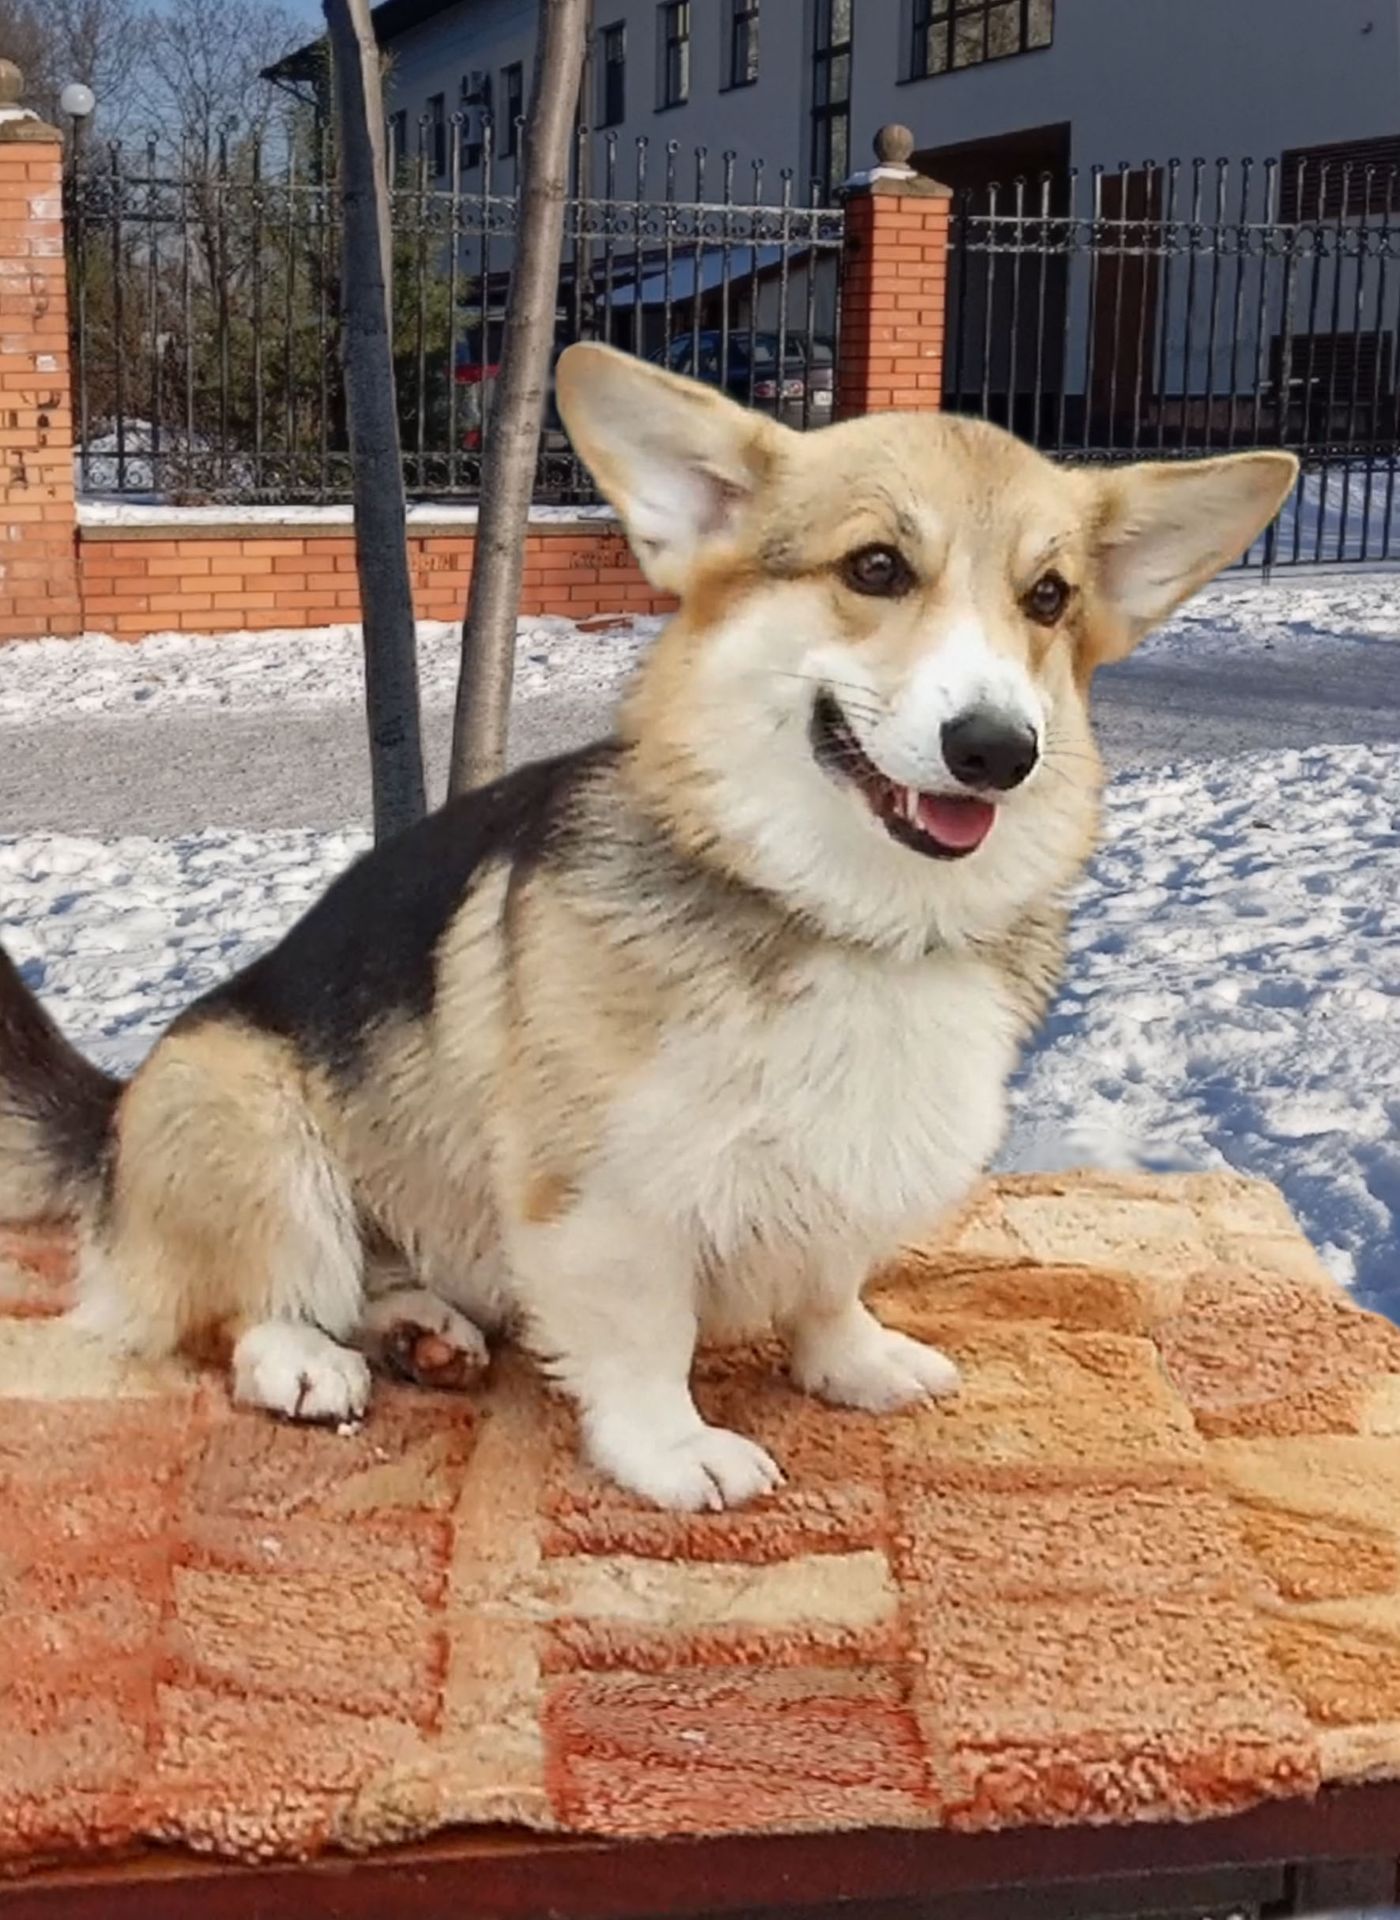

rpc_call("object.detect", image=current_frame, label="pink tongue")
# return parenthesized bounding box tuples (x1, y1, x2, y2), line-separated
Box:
(915, 794, 997, 851)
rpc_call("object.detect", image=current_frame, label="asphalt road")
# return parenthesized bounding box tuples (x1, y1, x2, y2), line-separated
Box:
(0, 638, 1397, 837)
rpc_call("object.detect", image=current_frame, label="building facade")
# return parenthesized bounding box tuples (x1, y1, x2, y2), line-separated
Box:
(269, 0, 1400, 445)
(292, 0, 1400, 209)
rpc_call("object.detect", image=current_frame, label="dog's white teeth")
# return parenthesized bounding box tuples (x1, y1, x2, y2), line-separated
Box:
(903, 786, 920, 823)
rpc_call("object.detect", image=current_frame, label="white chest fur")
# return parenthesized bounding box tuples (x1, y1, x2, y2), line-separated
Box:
(601, 945, 1020, 1277)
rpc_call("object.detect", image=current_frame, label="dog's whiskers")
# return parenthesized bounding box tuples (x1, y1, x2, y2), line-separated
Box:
(771, 671, 890, 715)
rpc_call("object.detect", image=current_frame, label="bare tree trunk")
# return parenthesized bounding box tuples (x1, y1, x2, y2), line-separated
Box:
(447, 0, 588, 797)
(324, 0, 426, 839)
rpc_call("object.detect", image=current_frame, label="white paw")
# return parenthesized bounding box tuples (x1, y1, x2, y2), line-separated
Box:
(794, 1315, 961, 1413)
(589, 1420, 785, 1512)
(360, 1287, 490, 1390)
(232, 1322, 372, 1425)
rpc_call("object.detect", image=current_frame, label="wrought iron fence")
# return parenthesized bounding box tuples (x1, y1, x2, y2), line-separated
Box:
(65, 125, 844, 505)
(945, 155, 1400, 565)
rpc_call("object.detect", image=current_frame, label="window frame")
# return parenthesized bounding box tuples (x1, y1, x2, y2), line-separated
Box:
(498, 61, 523, 158)
(723, 0, 759, 91)
(599, 19, 627, 127)
(810, 0, 851, 202)
(906, 0, 1054, 82)
(426, 91, 447, 178)
(657, 0, 691, 111)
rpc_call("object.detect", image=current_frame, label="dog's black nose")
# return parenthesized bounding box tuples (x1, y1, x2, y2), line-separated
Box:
(941, 711, 1039, 792)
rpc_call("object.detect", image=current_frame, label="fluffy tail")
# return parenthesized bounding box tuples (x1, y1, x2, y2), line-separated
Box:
(0, 944, 123, 1221)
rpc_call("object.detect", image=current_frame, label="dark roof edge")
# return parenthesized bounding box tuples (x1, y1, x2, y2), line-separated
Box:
(262, 0, 461, 85)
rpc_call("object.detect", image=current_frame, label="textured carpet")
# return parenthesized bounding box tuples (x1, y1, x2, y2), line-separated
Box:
(3, 1169, 1400, 1870)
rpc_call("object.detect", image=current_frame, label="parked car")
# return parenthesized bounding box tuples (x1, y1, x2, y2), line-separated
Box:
(454, 342, 571, 453)
(650, 331, 836, 427)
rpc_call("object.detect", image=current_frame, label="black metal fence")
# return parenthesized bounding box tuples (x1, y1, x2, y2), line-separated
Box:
(946, 155, 1400, 565)
(70, 133, 1400, 566)
(65, 125, 844, 504)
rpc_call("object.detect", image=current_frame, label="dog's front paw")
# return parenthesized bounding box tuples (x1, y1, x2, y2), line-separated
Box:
(233, 1323, 373, 1425)
(793, 1311, 961, 1413)
(361, 1288, 490, 1392)
(591, 1420, 785, 1512)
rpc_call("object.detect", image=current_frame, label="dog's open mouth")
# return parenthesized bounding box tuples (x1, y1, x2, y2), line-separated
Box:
(809, 690, 997, 861)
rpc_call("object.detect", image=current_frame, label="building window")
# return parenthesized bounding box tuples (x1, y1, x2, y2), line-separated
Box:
(658, 1, 690, 110)
(426, 92, 447, 176)
(909, 0, 1053, 79)
(810, 0, 850, 200)
(1279, 133, 1400, 221)
(599, 21, 626, 127)
(458, 71, 490, 168)
(500, 61, 523, 156)
(725, 0, 759, 89)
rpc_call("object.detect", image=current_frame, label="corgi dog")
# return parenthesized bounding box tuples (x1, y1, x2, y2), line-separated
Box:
(0, 344, 1295, 1510)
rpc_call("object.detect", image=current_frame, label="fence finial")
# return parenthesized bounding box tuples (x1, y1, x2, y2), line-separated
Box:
(0, 60, 24, 108)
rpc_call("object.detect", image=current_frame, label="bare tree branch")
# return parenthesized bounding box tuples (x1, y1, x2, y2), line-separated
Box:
(0, 0, 144, 136)
(447, 0, 589, 797)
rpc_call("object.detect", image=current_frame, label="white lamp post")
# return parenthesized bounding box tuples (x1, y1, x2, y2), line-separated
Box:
(59, 82, 95, 121)
(59, 80, 95, 171)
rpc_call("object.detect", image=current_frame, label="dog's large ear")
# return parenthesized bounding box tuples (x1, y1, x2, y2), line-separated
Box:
(1085, 450, 1298, 665)
(554, 342, 777, 592)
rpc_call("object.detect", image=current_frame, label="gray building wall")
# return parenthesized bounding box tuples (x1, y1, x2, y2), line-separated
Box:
(873, 0, 1400, 181)
(380, 0, 1400, 200)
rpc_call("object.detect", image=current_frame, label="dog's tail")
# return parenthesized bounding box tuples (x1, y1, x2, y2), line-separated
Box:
(0, 943, 122, 1222)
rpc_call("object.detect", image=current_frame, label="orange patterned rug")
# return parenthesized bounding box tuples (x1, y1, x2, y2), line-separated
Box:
(3, 1169, 1400, 1872)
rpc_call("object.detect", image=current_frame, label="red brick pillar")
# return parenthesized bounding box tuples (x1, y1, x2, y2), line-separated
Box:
(836, 125, 951, 421)
(0, 61, 81, 640)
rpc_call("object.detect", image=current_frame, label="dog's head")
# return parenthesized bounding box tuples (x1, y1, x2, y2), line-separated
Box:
(556, 343, 1297, 953)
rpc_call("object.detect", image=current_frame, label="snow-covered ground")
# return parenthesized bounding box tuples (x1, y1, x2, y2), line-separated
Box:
(0, 574, 1387, 728)
(1246, 464, 1400, 568)
(1006, 743, 1399, 1307)
(0, 576, 1397, 1313)
(0, 615, 659, 725)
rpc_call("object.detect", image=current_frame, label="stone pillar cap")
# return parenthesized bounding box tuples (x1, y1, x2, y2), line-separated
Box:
(0, 61, 62, 142)
(842, 124, 951, 199)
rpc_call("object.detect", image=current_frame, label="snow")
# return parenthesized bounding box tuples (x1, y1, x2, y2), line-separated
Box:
(0, 831, 365, 1073)
(1, 575, 1386, 729)
(1004, 743, 1400, 1309)
(1142, 574, 1400, 661)
(78, 425, 249, 498)
(0, 616, 661, 725)
(78, 499, 617, 527)
(1246, 464, 1400, 568)
(0, 575, 1397, 1316)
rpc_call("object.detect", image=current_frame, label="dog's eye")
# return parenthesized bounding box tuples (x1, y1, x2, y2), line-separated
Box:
(840, 545, 914, 598)
(1023, 570, 1072, 626)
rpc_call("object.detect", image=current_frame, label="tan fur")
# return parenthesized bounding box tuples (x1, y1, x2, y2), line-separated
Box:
(81, 1020, 359, 1357)
(17, 345, 1295, 1504)
(521, 1171, 577, 1227)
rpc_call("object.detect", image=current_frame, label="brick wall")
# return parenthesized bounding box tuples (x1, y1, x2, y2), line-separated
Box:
(836, 154, 951, 421)
(78, 518, 675, 637)
(0, 129, 82, 641)
(0, 106, 953, 645)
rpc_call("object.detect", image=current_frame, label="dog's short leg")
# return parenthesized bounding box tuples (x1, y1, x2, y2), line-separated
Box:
(358, 1285, 491, 1391)
(229, 1174, 372, 1424)
(789, 1294, 961, 1413)
(71, 1021, 373, 1424)
(512, 1200, 783, 1512)
(232, 1321, 372, 1424)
